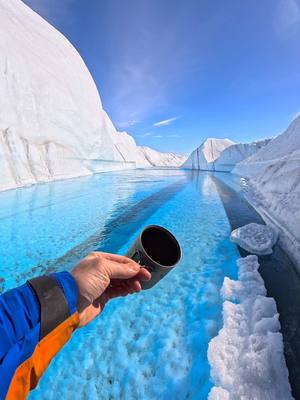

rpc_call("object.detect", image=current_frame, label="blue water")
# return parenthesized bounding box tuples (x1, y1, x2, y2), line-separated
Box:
(0, 170, 240, 399)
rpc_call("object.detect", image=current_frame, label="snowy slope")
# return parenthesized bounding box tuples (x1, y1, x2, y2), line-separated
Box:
(183, 138, 270, 172)
(139, 146, 187, 167)
(233, 116, 300, 268)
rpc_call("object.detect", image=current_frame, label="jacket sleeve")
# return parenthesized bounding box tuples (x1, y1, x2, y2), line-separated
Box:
(0, 271, 79, 400)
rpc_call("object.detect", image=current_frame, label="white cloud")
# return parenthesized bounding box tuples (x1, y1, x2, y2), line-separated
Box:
(153, 135, 163, 138)
(153, 116, 180, 127)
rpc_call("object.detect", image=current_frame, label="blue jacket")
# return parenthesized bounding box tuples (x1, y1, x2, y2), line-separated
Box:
(0, 272, 79, 399)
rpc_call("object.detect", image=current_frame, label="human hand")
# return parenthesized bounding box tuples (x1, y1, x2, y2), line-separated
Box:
(71, 252, 151, 327)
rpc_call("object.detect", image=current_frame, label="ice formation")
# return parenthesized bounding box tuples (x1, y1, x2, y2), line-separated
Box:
(230, 223, 278, 255)
(208, 255, 293, 400)
(112, 133, 186, 168)
(0, 0, 184, 192)
(139, 146, 187, 167)
(182, 138, 270, 172)
(233, 115, 300, 268)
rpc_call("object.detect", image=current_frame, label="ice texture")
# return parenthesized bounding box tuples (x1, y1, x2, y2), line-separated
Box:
(112, 132, 187, 168)
(208, 255, 293, 400)
(139, 146, 187, 167)
(233, 115, 300, 269)
(230, 223, 278, 255)
(183, 138, 270, 172)
(0, 0, 184, 191)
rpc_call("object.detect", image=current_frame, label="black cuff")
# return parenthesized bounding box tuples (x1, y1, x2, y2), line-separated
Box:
(28, 275, 70, 339)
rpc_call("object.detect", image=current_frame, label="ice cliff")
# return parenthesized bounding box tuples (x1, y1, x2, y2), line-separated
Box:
(233, 115, 300, 268)
(183, 138, 270, 172)
(0, 0, 184, 191)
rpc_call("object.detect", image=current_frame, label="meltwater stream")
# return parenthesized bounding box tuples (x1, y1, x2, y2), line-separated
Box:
(0, 170, 240, 399)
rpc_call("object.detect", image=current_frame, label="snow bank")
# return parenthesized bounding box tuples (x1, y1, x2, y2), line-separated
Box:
(208, 255, 293, 400)
(230, 223, 278, 255)
(0, 0, 184, 192)
(183, 138, 270, 172)
(233, 116, 300, 268)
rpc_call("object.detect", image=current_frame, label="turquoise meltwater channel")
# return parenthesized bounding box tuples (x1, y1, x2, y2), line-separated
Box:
(0, 169, 240, 399)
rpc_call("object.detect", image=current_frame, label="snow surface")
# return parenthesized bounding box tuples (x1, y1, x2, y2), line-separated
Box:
(230, 223, 278, 255)
(233, 115, 300, 268)
(0, 0, 184, 192)
(183, 138, 270, 172)
(208, 255, 293, 400)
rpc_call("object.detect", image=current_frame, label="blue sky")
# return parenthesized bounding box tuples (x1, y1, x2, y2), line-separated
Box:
(23, 0, 300, 154)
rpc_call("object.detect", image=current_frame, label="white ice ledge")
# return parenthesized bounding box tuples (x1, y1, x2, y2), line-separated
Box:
(208, 255, 293, 400)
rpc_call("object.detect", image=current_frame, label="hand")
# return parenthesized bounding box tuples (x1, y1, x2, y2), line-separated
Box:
(71, 252, 151, 327)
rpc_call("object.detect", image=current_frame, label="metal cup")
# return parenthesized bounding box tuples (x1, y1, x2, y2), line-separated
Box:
(125, 225, 181, 289)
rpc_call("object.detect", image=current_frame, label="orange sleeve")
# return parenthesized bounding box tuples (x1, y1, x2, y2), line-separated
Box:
(6, 312, 79, 400)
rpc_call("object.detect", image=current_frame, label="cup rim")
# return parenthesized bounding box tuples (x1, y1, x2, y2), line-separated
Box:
(139, 224, 182, 268)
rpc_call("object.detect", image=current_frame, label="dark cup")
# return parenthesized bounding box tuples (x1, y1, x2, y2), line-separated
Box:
(125, 225, 181, 289)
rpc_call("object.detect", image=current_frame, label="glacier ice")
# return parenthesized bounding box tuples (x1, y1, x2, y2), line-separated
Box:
(112, 132, 187, 168)
(233, 115, 300, 269)
(182, 138, 270, 172)
(208, 255, 293, 400)
(0, 0, 184, 192)
(230, 223, 278, 255)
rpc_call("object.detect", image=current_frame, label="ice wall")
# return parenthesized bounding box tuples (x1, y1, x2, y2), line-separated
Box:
(0, 0, 184, 192)
(233, 116, 300, 268)
(139, 146, 187, 167)
(183, 138, 270, 172)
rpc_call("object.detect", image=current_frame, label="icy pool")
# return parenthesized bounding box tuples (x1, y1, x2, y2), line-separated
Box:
(0, 169, 240, 399)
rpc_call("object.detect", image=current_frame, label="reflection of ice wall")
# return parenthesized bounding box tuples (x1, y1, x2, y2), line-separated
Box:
(233, 116, 300, 268)
(183, 138, 270, 172)
(208, 256, 293, 400)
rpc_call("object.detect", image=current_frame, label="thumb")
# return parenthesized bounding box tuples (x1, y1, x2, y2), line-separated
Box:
(107, 260, 140, 280)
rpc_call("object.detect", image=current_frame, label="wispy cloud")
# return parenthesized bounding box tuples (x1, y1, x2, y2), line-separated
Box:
(101, 1, 209, 128)
(153, 116, 180, 127)
(153, 135, 163, 138)
(137, 132, 152, 137)
(273, 0, 300, 37)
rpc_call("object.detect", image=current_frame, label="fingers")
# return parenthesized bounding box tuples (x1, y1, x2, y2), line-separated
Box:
(100, 252, 137, 265)
(136, 267, 151, 281)
(106, 259, 140, 280)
